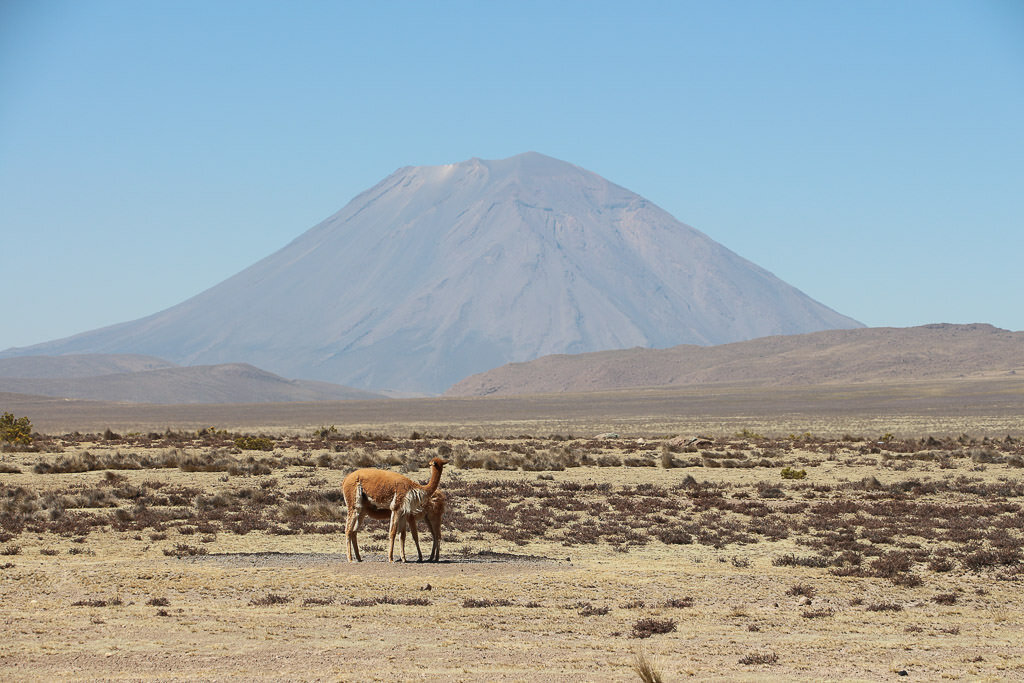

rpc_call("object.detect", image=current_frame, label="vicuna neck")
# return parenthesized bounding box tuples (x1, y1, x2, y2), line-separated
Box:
(424, 465, 443, 495)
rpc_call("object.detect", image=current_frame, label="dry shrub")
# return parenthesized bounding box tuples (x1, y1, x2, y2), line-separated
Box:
(868, 551, 911, 578)
(663, 597, 694, 608)
(786, 583, 816, 598)
(739, 651, 779, 665)
(773, 553, 829, 568)
(72, 596, 123, 607)
(345, 595, 431, 607)
(970, 447, 1003, 464)
(302, 597, 335, 606)
(279, 502, 307, 521)
(163, 543, 207, 557)
(866, 601, 903, 612)
(631, 617, 676, 639)
(574, 601, 610, 616)
(463, 597, 513, 608)
(963, 547, 1021, 570)
(308, 501, 342, 521)
(249, 593, 291, 606)
(235, 436, 274, 452)
(892, 572, 923, 587)
(654, 528, 692, 545)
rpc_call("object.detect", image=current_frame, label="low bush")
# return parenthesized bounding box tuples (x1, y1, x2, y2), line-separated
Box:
(786, 583, 816, 598)
(163, 543, 207, 557)
(235, 436, 274, 451)
(739, 651, 779, 665)
(866, 601, 903, 612)
(773, 553, 830, 568)
(0, 413, 32, 445)
(463, 597, 513, 608)
(631, 617, 676, 639)
(71, 596, 123, 607)
(576, 602, 610, 616)
(249, 593, 291, 606)
(663, 597, 694, 608)
(302, 596, 335, 606)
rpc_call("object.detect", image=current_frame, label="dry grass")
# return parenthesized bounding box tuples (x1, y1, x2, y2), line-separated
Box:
(0, 416, 1022, 679)
(631, 648, 664, 682)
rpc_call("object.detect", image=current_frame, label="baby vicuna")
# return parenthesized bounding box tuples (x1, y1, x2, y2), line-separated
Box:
(342, 457, 448, 562)
(359, 490, 447, 562)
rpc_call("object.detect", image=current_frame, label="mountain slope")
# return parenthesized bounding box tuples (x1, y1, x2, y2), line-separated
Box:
(0, 358, 382, 405)
(445, 324, 1024, 396)
(2, 152, 861, 394)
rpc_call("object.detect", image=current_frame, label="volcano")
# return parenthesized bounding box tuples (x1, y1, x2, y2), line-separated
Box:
(3, 152, 862, 394)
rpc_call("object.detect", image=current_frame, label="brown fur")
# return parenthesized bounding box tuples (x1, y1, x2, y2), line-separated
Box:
(341, 457, 447, 562)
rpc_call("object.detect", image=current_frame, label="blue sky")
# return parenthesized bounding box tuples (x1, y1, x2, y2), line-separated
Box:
(2, 0, 1022, 351)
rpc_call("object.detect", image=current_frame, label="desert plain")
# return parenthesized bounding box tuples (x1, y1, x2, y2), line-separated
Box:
(1, 377, 1023, 681)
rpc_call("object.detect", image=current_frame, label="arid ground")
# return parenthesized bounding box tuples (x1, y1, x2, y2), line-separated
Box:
(2, 380, 1023, 680)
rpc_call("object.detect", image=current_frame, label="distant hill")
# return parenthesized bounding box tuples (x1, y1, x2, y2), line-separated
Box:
(0, 355, 383, 404)
(445, 324, 1024, 396)
(0, 353, 176, 379)
(1, 152, 861, 394)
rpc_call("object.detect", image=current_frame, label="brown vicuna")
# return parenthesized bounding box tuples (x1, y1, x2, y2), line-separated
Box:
(359, 490, 447, 562)
(342, 457, 448, 562)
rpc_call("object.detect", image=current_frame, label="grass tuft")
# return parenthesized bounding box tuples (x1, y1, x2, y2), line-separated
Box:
(631, 648, 664, 683)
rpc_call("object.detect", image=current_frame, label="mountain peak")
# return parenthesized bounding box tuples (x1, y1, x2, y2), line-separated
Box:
(3, 154, 862, 394)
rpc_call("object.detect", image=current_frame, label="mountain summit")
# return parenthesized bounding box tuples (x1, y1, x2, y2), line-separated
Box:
(4, 152, 861, 393)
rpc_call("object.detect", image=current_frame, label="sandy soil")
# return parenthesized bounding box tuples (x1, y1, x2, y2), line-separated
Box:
(1, 537, 1021, 681)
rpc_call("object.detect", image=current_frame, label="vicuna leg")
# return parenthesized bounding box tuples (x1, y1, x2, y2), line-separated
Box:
(427, 512, 441, 562)
(388, 511, 407, 563)
(408, 518, 423, 562)
(396, 518, 423, 563)
(345, 509, 363, 562)
(424, 493, 445, 562)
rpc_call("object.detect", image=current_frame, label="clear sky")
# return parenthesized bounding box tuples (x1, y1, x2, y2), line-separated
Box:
(2, 0, 1022, 352)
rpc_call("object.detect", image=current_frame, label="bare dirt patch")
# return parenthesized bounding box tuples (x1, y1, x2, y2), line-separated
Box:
(183, 549, 564, 570)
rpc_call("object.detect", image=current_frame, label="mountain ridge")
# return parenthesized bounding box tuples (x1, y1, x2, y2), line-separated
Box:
(0, 353, 176, 379)
(0, 355, 383, 404)
(445, 324, 1024, 396)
